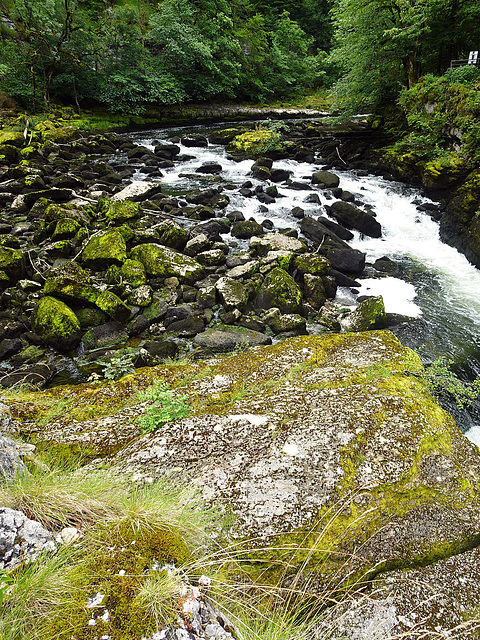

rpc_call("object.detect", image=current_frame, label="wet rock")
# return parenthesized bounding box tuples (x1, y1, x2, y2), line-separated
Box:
(167, 316, 205, 337)
(265, 309, 307, 335)
(181, 134, 208, 148)
(373, 256, 397, 273)
(143, 339, 178, 360)
(186, 188, 229, 209)
(329, 200, 382, 238)
(192, 327, 272, 352)
(156, 220, 189, 252)
(324, 244, 366, 274)
(231, 220, 264, 239)
(195, 162, 222, 174)
(311, 170, 340, 188)
(154, 144, 180, 160)
(0, 364, 55, 389)
(316, 215, 354, 241)
(292, 254, 330, 278)
(102, 200, 142, 224)
(270, 168, 292, 183)
(0, 338, 22, 361)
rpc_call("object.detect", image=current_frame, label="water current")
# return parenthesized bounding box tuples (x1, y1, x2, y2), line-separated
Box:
(129, 124, 480, 444)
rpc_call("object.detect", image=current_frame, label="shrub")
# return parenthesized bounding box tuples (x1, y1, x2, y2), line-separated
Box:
(137, 381, 190, 433)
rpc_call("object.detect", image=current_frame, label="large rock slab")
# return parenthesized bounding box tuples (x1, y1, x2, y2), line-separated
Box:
(329, 200, 382, 238)
(316, 547, 480, 639)
(107, 332, 480, 592)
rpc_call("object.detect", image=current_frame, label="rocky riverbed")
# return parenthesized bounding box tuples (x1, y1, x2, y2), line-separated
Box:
(0, 119, 397, 388)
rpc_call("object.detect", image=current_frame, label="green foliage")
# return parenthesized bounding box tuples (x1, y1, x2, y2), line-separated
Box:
(231, 120, 286, 155)
(100, 352, 136, 381)
(137, 381, 190, 433)
(423, 356, 480, 409)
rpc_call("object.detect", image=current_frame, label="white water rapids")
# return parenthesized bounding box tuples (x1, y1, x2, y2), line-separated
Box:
(132, 125, 480, 443)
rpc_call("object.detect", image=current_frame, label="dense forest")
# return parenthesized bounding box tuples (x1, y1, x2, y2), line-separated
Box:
(1, 0, 480, 126)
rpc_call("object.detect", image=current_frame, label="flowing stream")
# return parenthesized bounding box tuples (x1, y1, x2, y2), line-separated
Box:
(127, 124, 480, 444)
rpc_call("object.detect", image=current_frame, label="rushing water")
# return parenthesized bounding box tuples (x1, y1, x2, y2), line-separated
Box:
(128, 124, 480, 443)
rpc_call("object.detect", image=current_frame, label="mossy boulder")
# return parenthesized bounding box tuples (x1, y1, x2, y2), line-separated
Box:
(51, 218, 82, 241)
(422, 154, 467, 192)
(254, 267, 302, 314)
(31, 296, 82, 351)
(101, 199, 142, 224)
(215, 277, 249, 312)
(130, 243, 204, 284)
(156, 220, 189, 251)
(82, 229, 127, 270)
(120, 259, 146, 287)
(343, 295, 387, 332)
(0, 246, 25, 285)
(0, 143, 20, 165)
(95, 290, 131, 322)
(43, 261, 99, 306)
(292, 254, 330, 278)
(304, 274, 327, 309)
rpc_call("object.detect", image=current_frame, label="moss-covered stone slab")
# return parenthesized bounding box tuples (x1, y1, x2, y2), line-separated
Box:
(103, 332, 480, 591)
(82, 229, 127, 270)
(130, 243, 204, 284)
(293, 254, 330, 277)
(192, 327, 272, 352)
(31, 296, 81, 351)
(101, 199, 142, 224)
(254, 267, 302, 314)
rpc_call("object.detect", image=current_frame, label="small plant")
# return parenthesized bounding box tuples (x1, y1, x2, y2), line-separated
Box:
(100, 351, 136, 381)
(137, 381, 190, 434)
(422, 356, 480, 409)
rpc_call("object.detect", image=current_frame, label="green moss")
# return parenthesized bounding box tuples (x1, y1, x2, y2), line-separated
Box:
(31, 296, 81, 351)
(254, 267, 302, 314)
(0, 245, 25, 283)
(101, 199, 142, 224)
(131, 243, 204, 284)
(52, 218, 82, 240)
(120, 259, 146, 287)
(95, 290, 131, 322)
(82, 229, 127, 270)
(43, 521, 191, 640)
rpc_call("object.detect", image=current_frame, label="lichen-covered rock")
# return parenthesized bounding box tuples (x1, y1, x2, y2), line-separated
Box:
(254, 267, 302, 314)
(303, 274, 327, 309)
(156, 220, 189, 251)
(266, 311, 307, 335)
(316, 547, 480, 639)
(82, 229, 127, 270)
(0, 246, 25, 285)
(0, 435, 27, 480)
(51, 218, 82, 241)
(0, 507, 55, 570)
(131, 243, 205, 284)
(43, 261, 99, 306)
(106, 332, 480, 596)
(31, 296, 81, 351)
(216, 277, 249, 312)
(111, 180, 162, 202)
(250, 234, 306, 256)
(343, 295, 387, 332)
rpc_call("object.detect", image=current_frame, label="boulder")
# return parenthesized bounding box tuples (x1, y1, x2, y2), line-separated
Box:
(102, 200, 142, 224)
(195, 162, 222, 174)
(120, 259, 146, 287)
(82, 229, 127, 270)
(186, 188, 229, 209)
(292, 254, 330, 278)
(43, 261, 99, 306)
(95, 290, 131, 323)
(156, 220, 189, 251)
(265, 311, 307, 335)
(192, 327, 272, 352)
(81, 321, 128, 351)
(111, 181, 162, 202)
(311, 170, 340, 188)
(0, 435, 28, 480)
(231, 220, 265, 239)
(329, 201, 382, 238)
(254, 267, 302, 314)
(216, 277, 249, 312)
(131, 243, 205, 284)
(32, 296, 82, 351)
(250, 234, 306, 256)
(109, 331, 480, 601)
(324, 244, 366, 274)
(343, 295, 387, 332)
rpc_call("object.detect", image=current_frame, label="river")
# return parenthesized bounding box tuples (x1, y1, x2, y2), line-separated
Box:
(128, 123, 480, 444)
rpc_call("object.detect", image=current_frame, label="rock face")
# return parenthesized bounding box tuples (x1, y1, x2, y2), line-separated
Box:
(88, 331, 480, 602)
(0, 434, 27, 479)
